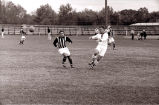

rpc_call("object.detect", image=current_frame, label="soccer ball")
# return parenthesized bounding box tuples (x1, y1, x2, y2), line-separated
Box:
(29, 26, 35, 32)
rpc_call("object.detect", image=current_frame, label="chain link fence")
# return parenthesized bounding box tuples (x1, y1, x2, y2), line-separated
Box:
(0, 24, 159, 36)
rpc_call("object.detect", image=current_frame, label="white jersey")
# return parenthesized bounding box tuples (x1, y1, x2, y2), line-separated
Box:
(92, 33, 108, 46)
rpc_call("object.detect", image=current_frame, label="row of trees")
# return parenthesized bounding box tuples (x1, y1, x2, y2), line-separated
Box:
(0, 0, 159, 25)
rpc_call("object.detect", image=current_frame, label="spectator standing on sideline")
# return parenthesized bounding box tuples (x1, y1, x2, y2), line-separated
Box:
(130, 29, 135, 40)
(140, 31, 144, 40)
(137, 32, 141, 40)
(143, 30, 147, 40)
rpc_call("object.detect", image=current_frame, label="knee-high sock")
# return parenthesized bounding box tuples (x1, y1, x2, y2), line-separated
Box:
(92, 55, 100, 66)
(113, 43, 115, 49)
(92, 54, 97, 61)
(94, 56, 102, 65)
(67, 56, 73, 65)
(62, 56, 67, 64)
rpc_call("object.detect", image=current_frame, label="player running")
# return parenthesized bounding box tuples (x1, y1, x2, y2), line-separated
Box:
(53, 30, 74, 68)
(89, 26, 109, 69)
(107, 25, 116, 50)
(19, 28, 26, 45)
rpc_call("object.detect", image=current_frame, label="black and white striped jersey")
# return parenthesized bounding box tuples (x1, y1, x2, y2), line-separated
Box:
(53, 36, 72, 48)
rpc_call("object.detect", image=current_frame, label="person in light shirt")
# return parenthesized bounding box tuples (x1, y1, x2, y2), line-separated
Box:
(89, 26, 109, 69)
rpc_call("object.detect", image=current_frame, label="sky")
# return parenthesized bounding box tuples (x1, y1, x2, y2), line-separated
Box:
(7, 0, 159, 14)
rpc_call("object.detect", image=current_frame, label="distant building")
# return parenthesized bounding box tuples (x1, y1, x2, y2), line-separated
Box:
(130, 23, 159, 35)
(130, 22, 159, 26)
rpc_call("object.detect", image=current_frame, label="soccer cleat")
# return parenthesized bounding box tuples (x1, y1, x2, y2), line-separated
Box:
(71, 65, 75, 68)
(89, 64, 95, 69)
(90, 64, 93, 69)
(62, 64, 66, 68)
(88, 63, 92, 65)
(88, 61, 94, 65)
(89, 62, 96, 69)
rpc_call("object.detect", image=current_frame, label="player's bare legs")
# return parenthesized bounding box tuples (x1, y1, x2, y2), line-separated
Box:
(19, 40, 24, 45)
(113, 42, 115, 50)
(62, 53, 74, 68)
(89, 54, 103, 69)
(94, 55, 103, 66)
(67, 56, 74, 68)
(62, 55, 67, 68)
(89, 49, 98, 64)
(89, 49, 100, 68)
(109, 41, 116, 50)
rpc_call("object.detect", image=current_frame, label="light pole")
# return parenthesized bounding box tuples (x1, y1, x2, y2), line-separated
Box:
(105, 0, 108, 27)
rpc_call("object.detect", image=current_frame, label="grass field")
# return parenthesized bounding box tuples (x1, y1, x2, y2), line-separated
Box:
(0, 35, 159, 105)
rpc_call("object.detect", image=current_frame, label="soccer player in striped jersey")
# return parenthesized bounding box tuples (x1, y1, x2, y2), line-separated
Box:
(89, 26, 109, 69)
(107, 25, 115, 50)
(53, 31, 74, 68)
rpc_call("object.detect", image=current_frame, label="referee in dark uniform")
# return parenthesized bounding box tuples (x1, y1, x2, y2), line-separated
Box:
(53, 31, 74, 68)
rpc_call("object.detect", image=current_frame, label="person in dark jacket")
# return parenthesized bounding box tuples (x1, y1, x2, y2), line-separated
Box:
(143, 30, 147, 40)
(140, 31, 144, 40)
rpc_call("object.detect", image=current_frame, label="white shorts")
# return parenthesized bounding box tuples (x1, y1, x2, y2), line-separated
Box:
(108, 37, 115, 43)
(58, 47, 70, 56)
(96, 45, 107, 57)
(1, 32, 4, 37)
(48, 33, 51, 40)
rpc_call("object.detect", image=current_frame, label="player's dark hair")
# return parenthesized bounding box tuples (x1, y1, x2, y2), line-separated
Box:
(59, 30, 64, 34)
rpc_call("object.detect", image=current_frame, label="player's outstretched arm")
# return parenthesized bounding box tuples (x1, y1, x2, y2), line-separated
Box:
(90, 34, 99, 40)
(66, 37, 72, 44)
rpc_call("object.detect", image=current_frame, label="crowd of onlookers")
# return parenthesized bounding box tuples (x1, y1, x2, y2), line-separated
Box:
(130, 29, 147, 40)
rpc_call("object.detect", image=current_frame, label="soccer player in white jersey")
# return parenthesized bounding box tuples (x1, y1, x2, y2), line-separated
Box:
(53, 31, 74, 68)
(107, 25, 115, 50)
(89, 26, 109, 68)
